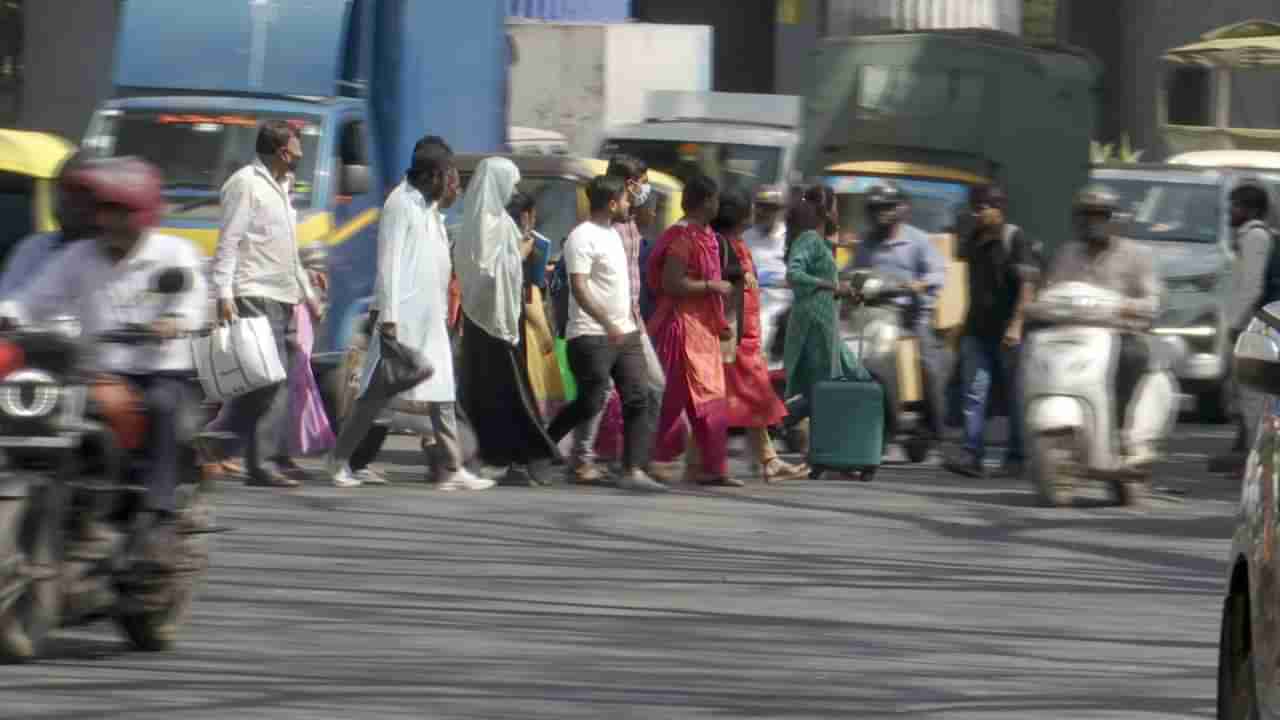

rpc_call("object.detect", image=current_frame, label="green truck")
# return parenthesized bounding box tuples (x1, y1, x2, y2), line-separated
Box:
(800, 29, 1101, 262)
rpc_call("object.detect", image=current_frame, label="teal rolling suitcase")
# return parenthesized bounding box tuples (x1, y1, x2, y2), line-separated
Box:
(807, 303, 885, 481)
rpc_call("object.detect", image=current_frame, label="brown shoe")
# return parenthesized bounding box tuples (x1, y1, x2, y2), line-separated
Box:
(569, 461, 607, 485)
(644, 462, 680, 485)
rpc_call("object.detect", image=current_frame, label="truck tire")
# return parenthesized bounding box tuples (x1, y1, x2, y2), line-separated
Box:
(1218, 592, 1260, 720)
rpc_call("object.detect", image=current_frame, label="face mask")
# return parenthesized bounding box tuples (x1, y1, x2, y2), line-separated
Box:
(1083, 221, 1109, 243)
(632, 182, 651, 208)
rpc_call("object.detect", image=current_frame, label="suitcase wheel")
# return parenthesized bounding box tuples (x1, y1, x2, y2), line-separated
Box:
(809, 466, 825, 480)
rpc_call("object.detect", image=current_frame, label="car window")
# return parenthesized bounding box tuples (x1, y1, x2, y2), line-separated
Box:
(1099, 177, 1222, 243)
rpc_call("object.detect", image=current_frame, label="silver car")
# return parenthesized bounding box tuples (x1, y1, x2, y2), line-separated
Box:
(1090, 165, 1280, 423)
(1218, 308, 1280, 717)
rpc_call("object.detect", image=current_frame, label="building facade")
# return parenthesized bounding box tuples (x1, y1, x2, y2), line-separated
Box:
(1060, 0, 1280, 159)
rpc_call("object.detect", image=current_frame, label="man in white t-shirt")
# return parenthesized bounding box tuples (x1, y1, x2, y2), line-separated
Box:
(545, 175, 667, 493)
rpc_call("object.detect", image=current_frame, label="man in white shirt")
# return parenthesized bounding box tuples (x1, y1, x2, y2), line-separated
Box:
(545, 175, 667, 493)
(0, 157, 207, 566)
(212, 121, 318, 488)
(742, 185, 791, 354)
(326, 138, 493, 491)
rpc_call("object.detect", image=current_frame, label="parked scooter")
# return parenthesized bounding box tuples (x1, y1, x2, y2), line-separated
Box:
(841, 268, 936, 463)
(1022, 281, 1180, 507)
(0, 268, 215, 661)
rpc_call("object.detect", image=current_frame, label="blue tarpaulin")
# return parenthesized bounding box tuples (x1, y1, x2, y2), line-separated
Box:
(508, 0, 630, 21)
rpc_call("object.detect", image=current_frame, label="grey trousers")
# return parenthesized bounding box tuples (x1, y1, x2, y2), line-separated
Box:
(222, 297, 294, 479)
(331, 370, 463, 476)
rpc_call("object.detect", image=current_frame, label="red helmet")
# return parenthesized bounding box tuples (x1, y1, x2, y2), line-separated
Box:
(63, 156, 165, 232)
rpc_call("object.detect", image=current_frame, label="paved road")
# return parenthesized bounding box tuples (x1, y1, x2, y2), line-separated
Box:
(1, 423, 1244, 719)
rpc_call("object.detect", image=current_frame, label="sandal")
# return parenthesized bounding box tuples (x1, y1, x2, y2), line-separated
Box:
(762, 457, 808, 483)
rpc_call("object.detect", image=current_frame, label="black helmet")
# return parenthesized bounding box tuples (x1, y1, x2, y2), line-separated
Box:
(865, 183, 905, 208)
(1074, 184, 1119, 215)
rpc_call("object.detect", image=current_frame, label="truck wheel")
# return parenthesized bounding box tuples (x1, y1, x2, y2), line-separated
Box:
(1218, 591, 1260, 720)
(1029, 434, 1073, 508)
(0, 486, 59, 663)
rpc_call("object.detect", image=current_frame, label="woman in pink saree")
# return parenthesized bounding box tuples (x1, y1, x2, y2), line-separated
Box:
(645, 173, 741, 487)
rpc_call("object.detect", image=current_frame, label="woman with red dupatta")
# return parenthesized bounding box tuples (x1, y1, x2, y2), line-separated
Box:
(710, 191, 809, 482)
(645, 173, 742, 487)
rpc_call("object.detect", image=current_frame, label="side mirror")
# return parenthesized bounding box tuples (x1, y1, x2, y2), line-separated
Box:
(1234, 309, 1280, 394)
(340, 164, 372, 197)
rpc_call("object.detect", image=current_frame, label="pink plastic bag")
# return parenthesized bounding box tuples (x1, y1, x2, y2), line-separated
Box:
(593, 389, 623, 461)
(289, 305, 336, 456)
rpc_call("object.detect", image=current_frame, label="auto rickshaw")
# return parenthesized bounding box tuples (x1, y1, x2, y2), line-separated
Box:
(0, 130, 75, 268)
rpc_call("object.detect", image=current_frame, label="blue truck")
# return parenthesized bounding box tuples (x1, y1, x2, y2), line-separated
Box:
(82, 0, 508, 356)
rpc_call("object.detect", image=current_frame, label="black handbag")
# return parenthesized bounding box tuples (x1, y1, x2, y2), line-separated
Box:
(375, 333, 434, 395)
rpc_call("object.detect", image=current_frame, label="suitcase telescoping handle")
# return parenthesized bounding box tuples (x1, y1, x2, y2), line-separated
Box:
(830, 281, 865, 381)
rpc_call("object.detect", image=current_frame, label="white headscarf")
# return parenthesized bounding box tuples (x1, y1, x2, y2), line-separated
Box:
(455, 157, 524, 345)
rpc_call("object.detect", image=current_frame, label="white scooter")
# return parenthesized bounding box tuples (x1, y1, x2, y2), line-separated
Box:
(842, 268, 936, 463)
(1022, 281, 1181, 507)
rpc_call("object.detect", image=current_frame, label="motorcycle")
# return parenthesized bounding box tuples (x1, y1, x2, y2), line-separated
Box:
(1022, 281, 1180, 507)
(841, 268, 938, 463)
(0, 268, 215, 661)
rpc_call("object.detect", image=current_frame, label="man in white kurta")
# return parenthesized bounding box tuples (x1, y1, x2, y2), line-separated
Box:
(326, 140, 493, 490)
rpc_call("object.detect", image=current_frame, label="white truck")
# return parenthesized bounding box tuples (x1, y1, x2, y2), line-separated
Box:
(506, 21, 712, 157)
(599, 90, 804, 197)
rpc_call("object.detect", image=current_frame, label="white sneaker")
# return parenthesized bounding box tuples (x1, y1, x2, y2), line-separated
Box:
(436, 468, 496, 492)
(331, 465, 362, 488)
(354, 468, 388, 486)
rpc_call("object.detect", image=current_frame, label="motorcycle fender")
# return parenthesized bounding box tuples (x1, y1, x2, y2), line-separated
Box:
(1026, 397, 1086, 434)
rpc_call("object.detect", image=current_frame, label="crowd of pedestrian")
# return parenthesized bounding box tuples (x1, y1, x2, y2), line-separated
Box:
(195, 122, 1062, 492)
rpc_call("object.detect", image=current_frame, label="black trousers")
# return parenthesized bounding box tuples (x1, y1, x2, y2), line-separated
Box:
(546, 332, 656, 471)
(221, 297, 295, 479)
(122, 374, 193, 514)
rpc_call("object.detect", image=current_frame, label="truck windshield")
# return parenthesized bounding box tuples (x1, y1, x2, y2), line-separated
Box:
(1099, 178, 1222, 243)
(599, 139, 780, 197)
(84, 110, 322, 214)
(825, 175, 972, 236)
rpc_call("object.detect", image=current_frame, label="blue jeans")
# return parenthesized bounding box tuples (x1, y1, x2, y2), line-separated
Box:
(960, 335, 1024, 464)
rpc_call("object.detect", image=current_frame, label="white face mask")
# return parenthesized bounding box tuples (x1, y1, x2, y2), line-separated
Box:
(632, 182, 652, 208)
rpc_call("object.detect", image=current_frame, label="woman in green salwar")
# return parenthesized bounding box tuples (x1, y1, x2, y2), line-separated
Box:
(782, 187, 873, 418)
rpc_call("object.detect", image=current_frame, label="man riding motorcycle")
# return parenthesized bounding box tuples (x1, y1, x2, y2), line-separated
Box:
(1040, 184, 1167, 468)
(0, 156, 209, 568)
(851, 183, 947, 445)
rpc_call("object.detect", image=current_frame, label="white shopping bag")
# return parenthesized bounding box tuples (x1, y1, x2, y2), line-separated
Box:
(191, 316, 286, 401)
(641, 333, 665, 393)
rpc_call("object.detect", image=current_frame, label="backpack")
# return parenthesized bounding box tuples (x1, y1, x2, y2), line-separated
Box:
(1257, 224, 1280, 314)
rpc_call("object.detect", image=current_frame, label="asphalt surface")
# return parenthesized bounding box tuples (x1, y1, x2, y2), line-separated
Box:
(0, 422, 1245, 719)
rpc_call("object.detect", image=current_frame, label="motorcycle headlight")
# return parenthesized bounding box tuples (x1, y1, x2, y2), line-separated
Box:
(0, 369, 59, 419)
